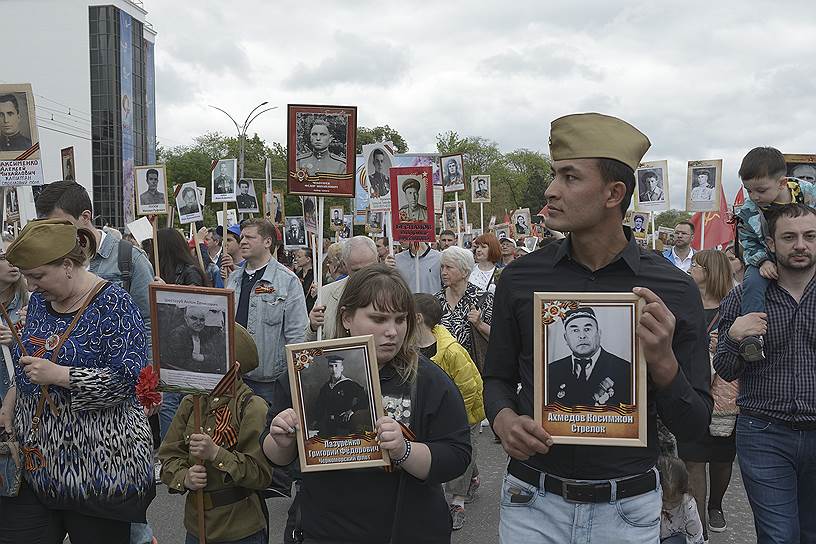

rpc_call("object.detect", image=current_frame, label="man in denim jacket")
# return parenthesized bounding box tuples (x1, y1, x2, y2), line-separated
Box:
(226, 218, 308, 423)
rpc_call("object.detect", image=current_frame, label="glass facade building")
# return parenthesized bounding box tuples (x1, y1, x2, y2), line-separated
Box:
(88, 4, 154, 228)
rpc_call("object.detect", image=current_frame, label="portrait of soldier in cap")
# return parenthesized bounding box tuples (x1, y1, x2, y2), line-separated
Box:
(309, 354, 371, 438)
(547, 307, 632, 407)
(236, 179, 259, 212)
(398, 176, 428, 222)
(690, 167, 716, 202)
(296, 118, 347, 176)
(637, 169, 665, 203)
(472, 175, 491, 202)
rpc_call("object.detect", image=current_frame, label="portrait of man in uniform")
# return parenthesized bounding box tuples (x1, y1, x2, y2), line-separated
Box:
(398, 177, 428, 222)
(236, 179, 259, 212)
(0, 93, 32, 152)
(472, 175, 491, 203)
(547, 307, 632, 408)
(285, 216, 307, 248)
(330, 207, 344, 230)
(638, 169, 665, 203)
(271, 191, 284, 223)
(368, 148, 390, 198)
(340, 215, 352, 239)
(136, 166, 167, 214)
(296, 119, 346, 176)
(690, 168, 716, 202)
(178, 186, 201, 217)
(212, 159, 237, 202)
(308, 355, 371, 439)
(161, 306, 227, 375)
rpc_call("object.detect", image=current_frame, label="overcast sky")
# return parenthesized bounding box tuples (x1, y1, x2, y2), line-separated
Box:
(148, 0, 816, 207)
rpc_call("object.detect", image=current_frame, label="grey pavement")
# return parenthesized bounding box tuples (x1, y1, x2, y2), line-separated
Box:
(147, 430, 756, 543)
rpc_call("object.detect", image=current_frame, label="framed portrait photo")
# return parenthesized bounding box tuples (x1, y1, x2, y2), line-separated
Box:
(270, 190, 285, 224)
(284, 216, 308, 250)
(658, 226, 676, 247)
(363, 142, 395, 211)
(512, 208, 532, 239)
(286, 335, 390, 472)
(150, 284, 235, 395)
(135, 165, 168, 215)
(533, 292, 647, 447)
(340, 214, 353, 239)
(175, 181, 204, 224)
(236, 179, 259, 213)
(288, 104, 357, 197)
(212, 158, 237, 203)
(471, 175, 491, 203)
(494, 223, 511, 240)
(686, 159, 722, 212)
(783, 154, 816, 182)
(60, 147, 75, 181)
(0, 83, 39, 161)
(630, 211, 650, 237)
(459, 232, 473, 249)
(389, 166, 435, 242)
(442, 201, 466, 233)
(440, 154, 465, 193)
(329, 206, 345, 232)
(303, 196, 318, 234)
(366, 210, 384, 235)
(635, 160, 669, 212)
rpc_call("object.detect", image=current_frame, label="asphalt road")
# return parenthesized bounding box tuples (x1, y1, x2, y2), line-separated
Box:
(147, 430, 756, 543)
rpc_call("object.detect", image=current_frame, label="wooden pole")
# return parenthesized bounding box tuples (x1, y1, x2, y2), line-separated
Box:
(386, 211, 394, 256)
(151, 215, 160, 277)
(454, 192, 461, 234)
(700, 213, 706, 250)
(193, 396, 207, 544)
(650, 213, 656, 250)
(480, 202, 484, 233)
(316, 197, 324, 342)
(414, 250, 420, 293)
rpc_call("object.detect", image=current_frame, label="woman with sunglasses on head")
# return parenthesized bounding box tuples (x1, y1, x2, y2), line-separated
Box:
(262, 264, 471, 544)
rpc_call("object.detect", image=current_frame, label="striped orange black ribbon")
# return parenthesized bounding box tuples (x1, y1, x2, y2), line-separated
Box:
(21, 445, 45, 472)
(14, 143, 40, 161)
(211, 404, 237, 449)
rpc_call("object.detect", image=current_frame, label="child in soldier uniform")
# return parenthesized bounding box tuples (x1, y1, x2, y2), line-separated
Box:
(159, 324, 274, 544)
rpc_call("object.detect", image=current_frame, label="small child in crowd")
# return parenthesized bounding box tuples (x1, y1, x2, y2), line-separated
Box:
(734, 146, 816, 360)
(159, 324, 274, 544)
(659, 456, 704, 544)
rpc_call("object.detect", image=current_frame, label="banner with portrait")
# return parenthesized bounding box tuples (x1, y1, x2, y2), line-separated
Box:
(61, 147, 76, 181)
(212, 159, 237, 203)
(135, 165, 168, 215)
(288, 104, 357, 197)
(783, 154, 816, 182)
(634, 160, 669, 212)
(362, 142, 395, 212)
(685, 159, 722, 212)
(389, 166, 435, 242)
(471, 175, 491, 203)
(533, 292, 647, 447)
(0, 83, 43, 186)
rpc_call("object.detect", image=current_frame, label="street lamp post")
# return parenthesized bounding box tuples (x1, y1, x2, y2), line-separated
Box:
(208, 102, 277, 179)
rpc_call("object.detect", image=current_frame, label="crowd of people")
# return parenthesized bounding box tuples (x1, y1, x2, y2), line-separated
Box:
(0, 115, 813, 544)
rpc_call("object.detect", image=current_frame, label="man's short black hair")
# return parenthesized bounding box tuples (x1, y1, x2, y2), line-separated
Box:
(0, 94, 20, 113)
(238, 179, 249, 187)
(146, 168, 159, 178)
(35, 180, 92, 219)
(739, 147, 787, 181)
(597, 158, 636, 215)
(372, 148, 385, 157)
(182, 187, 197, 200)
(675, 220, 695, 234)
(767, 203, 816, 238)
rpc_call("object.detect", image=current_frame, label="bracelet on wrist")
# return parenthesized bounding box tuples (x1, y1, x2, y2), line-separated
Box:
(393, 438, 411, 466)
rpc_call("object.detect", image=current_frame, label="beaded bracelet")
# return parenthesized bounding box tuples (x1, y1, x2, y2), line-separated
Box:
(393, 438, 412, 466)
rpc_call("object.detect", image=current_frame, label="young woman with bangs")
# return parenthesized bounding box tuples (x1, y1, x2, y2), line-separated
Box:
(263, 264, 471, 544)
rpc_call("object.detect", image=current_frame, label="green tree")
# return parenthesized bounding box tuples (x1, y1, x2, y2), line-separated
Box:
(654, 209, 692, 230)
(356, 125, 408, 154)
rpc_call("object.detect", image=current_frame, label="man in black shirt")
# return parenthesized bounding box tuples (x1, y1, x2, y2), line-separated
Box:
(483, 113, 712, 543)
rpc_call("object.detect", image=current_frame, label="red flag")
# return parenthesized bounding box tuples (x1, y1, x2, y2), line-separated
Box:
(690, 186, 733, 250)
(733, 187, 745, 207)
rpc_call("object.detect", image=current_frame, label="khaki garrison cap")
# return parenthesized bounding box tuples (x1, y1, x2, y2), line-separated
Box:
(6, 219, 78, 270)
(402, 178, 421, 192)
(549, 113, 651, 171)
(235, 323, 259, 374)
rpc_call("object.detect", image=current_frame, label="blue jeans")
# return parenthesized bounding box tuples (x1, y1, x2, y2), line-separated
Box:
(185, 530, 266, 544)
(159, 391, 186, 439)
(740, 264, 769, 315)
(736, 414, 816, 543)
(498, 468, 662, 543)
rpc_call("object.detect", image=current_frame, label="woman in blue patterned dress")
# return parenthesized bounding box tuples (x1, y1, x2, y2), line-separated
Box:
(0, 219, 155, 543)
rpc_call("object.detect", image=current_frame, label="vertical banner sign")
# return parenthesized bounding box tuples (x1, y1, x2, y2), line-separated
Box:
(145, 40, 157, 165)
(389, 166, 435, 243)
(120, 12, 135, 224)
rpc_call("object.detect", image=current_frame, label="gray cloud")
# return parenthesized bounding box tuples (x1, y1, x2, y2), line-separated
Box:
(283, 32, 409, 89)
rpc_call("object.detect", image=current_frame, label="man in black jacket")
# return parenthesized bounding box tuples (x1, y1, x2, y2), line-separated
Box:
(547, 307, 631, 407)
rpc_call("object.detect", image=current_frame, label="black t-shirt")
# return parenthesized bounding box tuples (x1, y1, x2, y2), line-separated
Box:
(236, 266, 267, 327)
(419, 342, 438, 360)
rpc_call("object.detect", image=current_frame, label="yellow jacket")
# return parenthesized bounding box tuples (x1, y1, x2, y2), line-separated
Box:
(430, 325, 486, 425)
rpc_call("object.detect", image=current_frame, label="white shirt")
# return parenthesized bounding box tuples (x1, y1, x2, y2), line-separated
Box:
(669, 246, 695, 273)
(468, 265, 496, 293)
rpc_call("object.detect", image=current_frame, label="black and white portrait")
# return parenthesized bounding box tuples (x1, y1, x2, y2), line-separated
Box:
(690, 167, 716, 202)
(637, 168, 665, 203)
(152, 285, 234, 394)
(303, 196, 317, 233)
(363, 144, 393, 209)
(176, 182, 203, 224)
(631, 212, 649, 234)
(4, 187, 19, 222)
(546, 306, 633, 408)
(284, 216, 307, 249)
(471, 175, 491, 203)
(340, 214, 353, 239)
(513, 208, 532, 238)
(271, 191, 285, 224)
(787, 162, 816, 182)
(212, 159, 237, 202)
(441, 154, 465, 193)
(61, 147, 75, 181)
(0, 91, 34, 157)
(397, 175, 429, 223)
(135, 165, 167, 215)
(494, 224, 510, 240)
(443, 201, 465, 233)
(330, 206, 344, 232)
(295, 113, 348, 176)
(236, 179, 259, 213)
(459, 232, 473, 249)
(367, 211, 384, 234)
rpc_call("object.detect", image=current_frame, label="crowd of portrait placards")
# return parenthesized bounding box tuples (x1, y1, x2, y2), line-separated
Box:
(0, 90, 815, 544)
